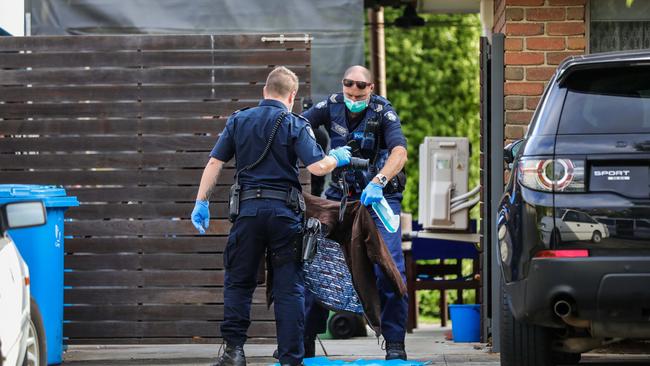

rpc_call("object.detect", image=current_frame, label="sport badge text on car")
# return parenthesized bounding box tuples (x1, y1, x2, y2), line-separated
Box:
(593, 170, 631, 181)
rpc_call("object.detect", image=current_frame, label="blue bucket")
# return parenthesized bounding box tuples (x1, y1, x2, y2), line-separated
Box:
(449, 304, 480, 342)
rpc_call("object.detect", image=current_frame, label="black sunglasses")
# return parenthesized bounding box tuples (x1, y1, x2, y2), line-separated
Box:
(342, 78, 372, 90)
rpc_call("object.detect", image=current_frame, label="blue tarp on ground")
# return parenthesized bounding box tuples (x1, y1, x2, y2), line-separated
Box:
(275, 357, 430, 366)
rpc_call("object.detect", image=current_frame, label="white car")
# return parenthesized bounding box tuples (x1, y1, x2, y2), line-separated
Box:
(541, 209, 610, 245)
(0, 201, 47, 366)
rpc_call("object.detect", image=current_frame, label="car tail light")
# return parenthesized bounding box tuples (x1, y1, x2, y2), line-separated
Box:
(535, 249, 589, 258)
(518, 158, 585, 192)
(25, 276, 30, 286)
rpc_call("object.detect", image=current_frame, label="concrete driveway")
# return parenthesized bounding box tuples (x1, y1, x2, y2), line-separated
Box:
(62, 324, 650, 365)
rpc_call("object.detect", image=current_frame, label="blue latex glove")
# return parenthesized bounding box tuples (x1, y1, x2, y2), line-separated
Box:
(361, 182, 383, 207)
(328, 146, 352, 167)
(191, 200, 210, 234)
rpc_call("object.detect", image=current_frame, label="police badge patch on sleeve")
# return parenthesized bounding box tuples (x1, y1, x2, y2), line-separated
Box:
(305, 125, 316, 139)
(316, 101, 327, 109)
(385, 111, 398, 122)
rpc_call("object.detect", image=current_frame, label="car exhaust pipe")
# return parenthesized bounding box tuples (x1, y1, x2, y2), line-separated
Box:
(553, 300, 591, 328)
(553, 300, 572, 317)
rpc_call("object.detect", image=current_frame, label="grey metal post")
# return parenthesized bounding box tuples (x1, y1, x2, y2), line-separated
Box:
(24, 0, 31, 36)
(489, 32, 504, 352)
(479, 36, 490, 343)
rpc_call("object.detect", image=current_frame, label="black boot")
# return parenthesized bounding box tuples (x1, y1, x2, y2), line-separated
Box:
(211, 344, 246, 366)
(385, 342, 407, 361)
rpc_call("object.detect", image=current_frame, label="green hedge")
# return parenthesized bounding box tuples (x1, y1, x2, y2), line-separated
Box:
(382, 10, 481, 218)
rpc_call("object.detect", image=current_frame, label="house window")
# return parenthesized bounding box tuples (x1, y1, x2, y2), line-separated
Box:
(590, 0, 650, 53)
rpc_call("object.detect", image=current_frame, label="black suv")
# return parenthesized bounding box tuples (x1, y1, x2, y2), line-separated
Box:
(498, 50, 650, 366)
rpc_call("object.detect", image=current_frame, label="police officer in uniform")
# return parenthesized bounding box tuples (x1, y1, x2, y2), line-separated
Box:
(302, 65, 409, 360)
(191, 66, 352, 366)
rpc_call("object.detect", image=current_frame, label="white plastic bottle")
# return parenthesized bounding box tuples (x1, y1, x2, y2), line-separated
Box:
(371, 197, 400, 233)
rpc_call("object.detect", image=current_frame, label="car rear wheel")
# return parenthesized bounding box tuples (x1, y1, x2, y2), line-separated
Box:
(23, 298, 46, 366)
(591, 231, 602, 243)
(500, 282, 554, 366)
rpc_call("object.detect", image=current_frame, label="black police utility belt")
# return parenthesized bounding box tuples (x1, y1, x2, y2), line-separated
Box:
(228, 111, 304, 222)
(239, 187, 305, 212)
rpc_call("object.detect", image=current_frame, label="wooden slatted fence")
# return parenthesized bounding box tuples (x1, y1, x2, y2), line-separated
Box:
(0, 34, 311, 344)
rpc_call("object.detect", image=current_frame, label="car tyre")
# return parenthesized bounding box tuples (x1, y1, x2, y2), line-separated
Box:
(591, 231, 602, 243)
(500, 281, 553, 366)
(23, 298, 46, 366)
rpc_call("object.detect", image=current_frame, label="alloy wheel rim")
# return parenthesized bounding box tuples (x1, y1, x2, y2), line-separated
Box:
(25, 318, 40, 366)
(593, 232, 602, 243)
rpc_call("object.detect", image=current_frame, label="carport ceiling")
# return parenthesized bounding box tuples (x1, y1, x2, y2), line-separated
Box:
(365, 0, 480, 13)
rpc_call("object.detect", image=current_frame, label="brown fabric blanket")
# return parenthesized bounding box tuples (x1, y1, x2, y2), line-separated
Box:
(265, 193, 407, 334)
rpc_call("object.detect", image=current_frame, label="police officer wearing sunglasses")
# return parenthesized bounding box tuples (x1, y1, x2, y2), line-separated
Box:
(302, 65, 409, 360)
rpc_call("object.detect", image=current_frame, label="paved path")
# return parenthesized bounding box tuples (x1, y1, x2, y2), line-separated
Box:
(62, 324, 650, 365)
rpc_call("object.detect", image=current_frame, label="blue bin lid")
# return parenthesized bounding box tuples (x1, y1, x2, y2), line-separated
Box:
(0, 184, 79, 208)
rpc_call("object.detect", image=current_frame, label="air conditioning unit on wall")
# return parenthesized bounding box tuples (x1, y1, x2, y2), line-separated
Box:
(418, 136, 472, 231)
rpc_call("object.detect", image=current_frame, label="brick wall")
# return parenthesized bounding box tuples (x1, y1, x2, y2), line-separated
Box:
(494, 0, 587, 142)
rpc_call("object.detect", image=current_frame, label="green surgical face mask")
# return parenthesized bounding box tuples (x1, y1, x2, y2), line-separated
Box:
(344, 97, 369, 113)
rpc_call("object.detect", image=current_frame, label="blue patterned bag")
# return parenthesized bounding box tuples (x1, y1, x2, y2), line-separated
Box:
(303, 238, 364, 314)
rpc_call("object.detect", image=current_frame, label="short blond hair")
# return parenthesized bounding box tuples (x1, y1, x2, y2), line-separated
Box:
(265, 66, 299, 98)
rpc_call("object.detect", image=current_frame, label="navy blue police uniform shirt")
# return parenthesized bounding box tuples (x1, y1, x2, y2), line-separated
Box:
(302, 94, 407, 152)
(210, 99, 325, 192)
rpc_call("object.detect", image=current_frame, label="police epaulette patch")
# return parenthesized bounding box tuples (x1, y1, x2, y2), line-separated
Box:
(372, 95, 388, 105)
(291, 112, 310, 123)
(329, 93, 339, 103)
